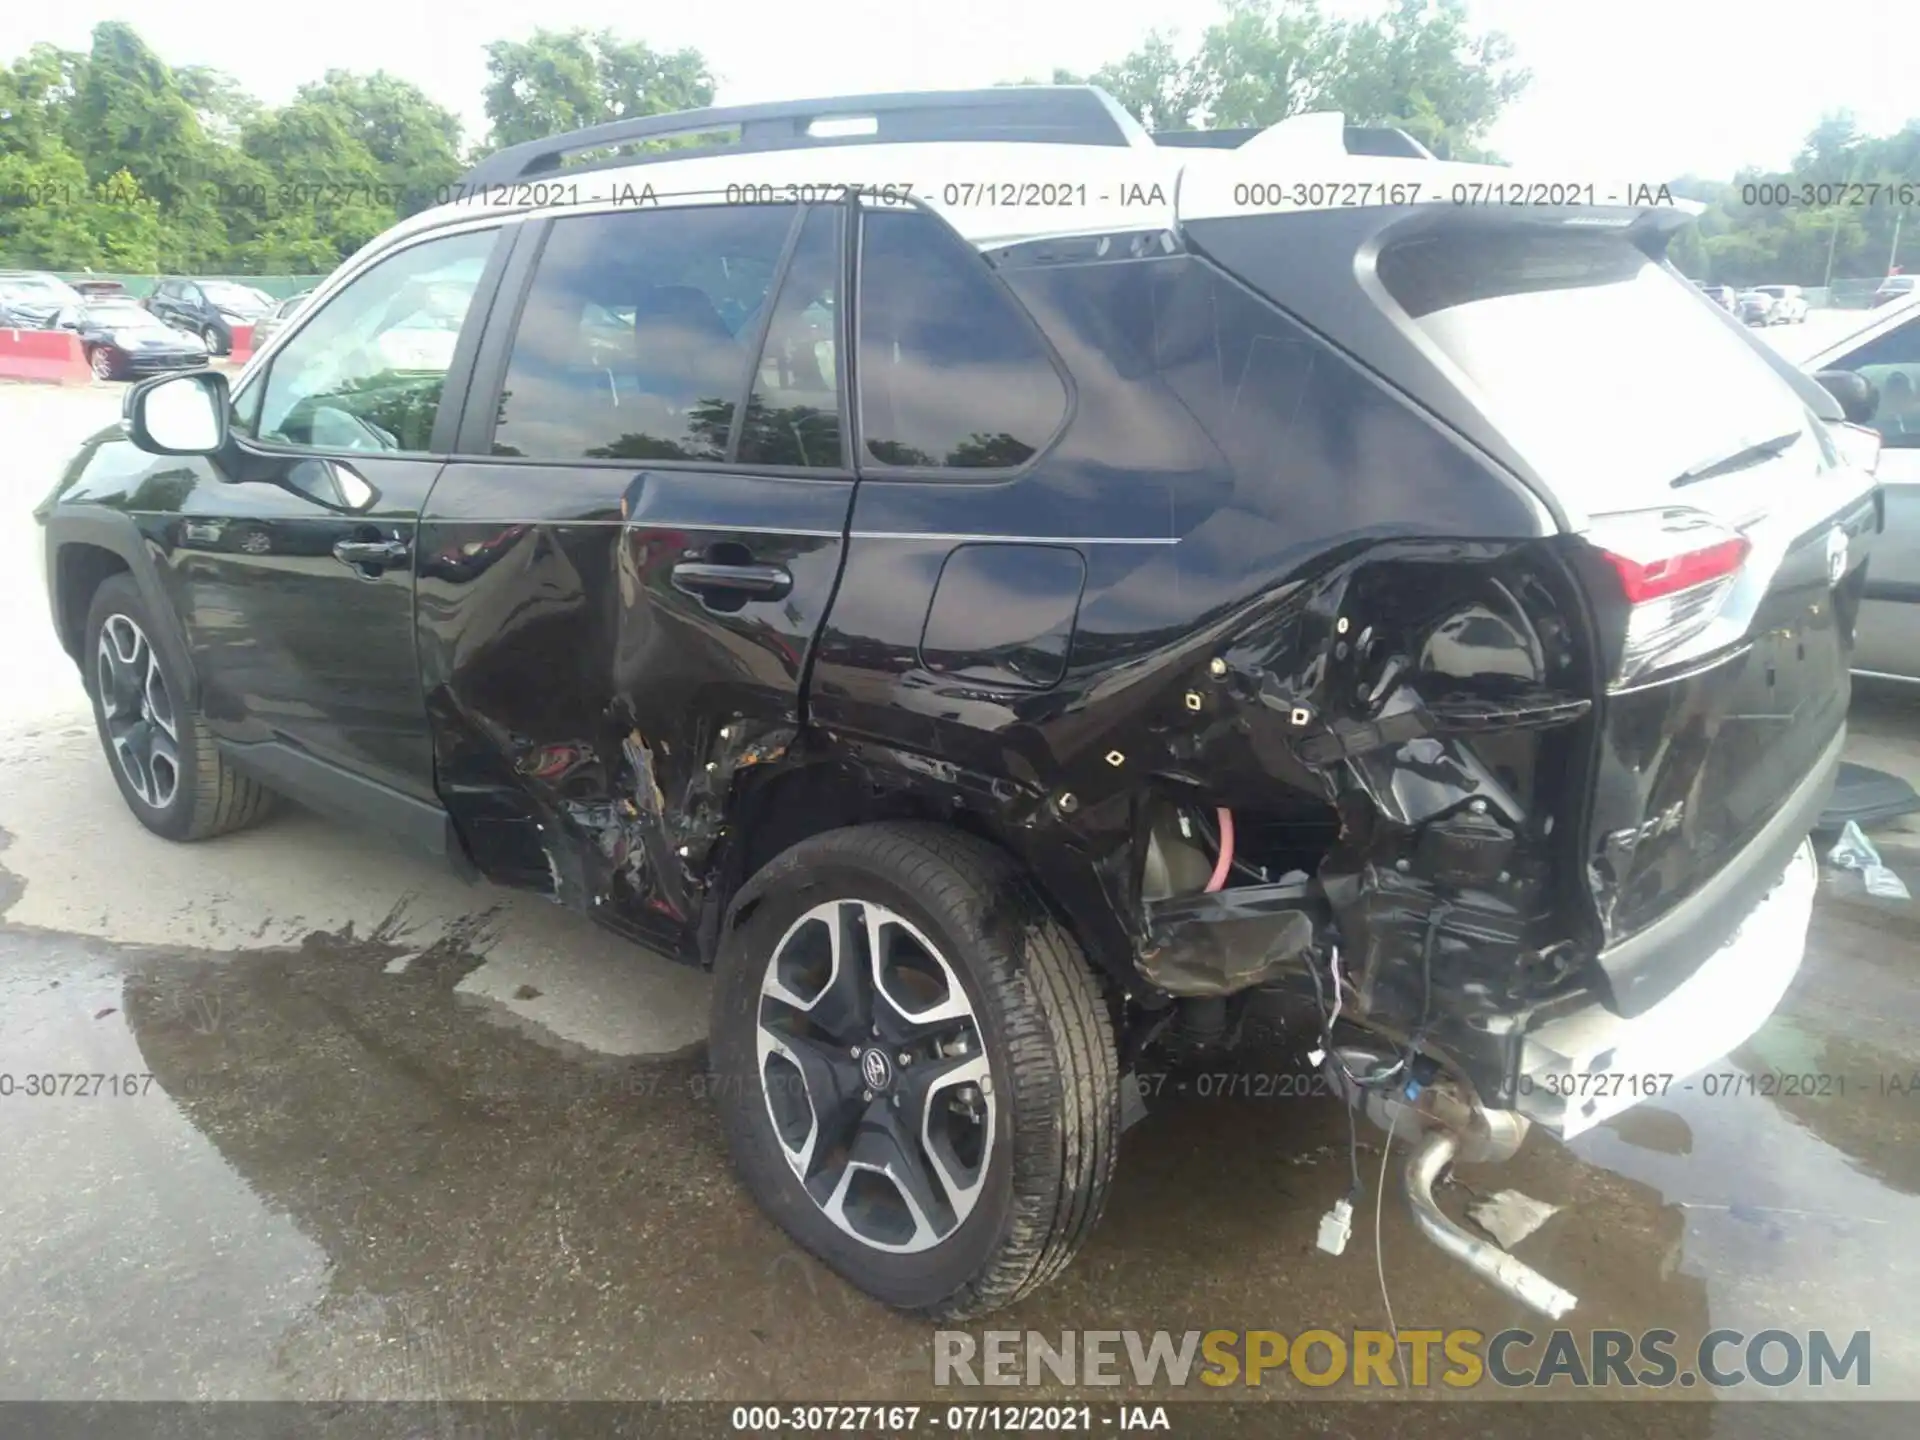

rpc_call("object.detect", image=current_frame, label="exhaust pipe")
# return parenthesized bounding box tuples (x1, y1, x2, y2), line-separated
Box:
(1402, 1129, 1578, 1320)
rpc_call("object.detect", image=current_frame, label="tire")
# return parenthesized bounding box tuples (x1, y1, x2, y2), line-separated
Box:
(84, 574, 276, 842)
(200, 325, 226, 357)
(87, 346, 121, 382)
(710, 822, 1119, 1319)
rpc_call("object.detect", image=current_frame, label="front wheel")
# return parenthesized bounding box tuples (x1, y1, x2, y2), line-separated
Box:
(710, 823, 1119, 1319)
(84, 574, 277, 841)
(87, 346, 120, 381)
(199, 325, 226, 356)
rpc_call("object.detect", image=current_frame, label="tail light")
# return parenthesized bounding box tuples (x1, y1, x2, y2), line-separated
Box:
(1587, 509, 1751, 685)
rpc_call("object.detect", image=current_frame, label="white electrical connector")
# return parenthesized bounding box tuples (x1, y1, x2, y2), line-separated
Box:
(1317, 1198, 1354, 1256)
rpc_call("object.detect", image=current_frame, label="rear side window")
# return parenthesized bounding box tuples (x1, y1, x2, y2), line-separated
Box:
(491, 205, 796, 462)
(1378, 231, 1810, 508)
(856, 207, 1066, 470)
(1827, 312, 1920, 449)
(740, 206, 844, 469)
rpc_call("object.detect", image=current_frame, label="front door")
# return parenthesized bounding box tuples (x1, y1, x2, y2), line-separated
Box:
(416, 198, 854, 945)
(158, 223, 510, 808)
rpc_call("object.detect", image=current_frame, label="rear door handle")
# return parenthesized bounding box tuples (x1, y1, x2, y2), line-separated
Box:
(333, 538, 411, 574)
(670, 561, 793, 601)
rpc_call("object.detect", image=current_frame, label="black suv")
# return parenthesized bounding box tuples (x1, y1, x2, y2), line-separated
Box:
(36, 88, 1880, 1321)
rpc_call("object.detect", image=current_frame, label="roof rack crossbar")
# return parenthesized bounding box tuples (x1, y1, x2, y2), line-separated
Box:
(461, 87, 1141, 189)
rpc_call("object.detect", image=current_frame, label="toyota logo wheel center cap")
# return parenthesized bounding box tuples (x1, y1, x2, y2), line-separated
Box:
(861, 1048, 894, 1091)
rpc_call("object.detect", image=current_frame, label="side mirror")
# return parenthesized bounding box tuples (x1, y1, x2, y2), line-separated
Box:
(1814, 370, 1879, 426)
(284, 457, 380, 513)
(125, 370, 229, 456)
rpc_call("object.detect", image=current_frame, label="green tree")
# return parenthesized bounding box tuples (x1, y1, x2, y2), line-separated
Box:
(67, 21, 230, 269)
(1321, 0, 1529, 158)
(297, 70, 464, 214)
(0, 44, 156, 268)
(1674, 114, 1920, 287)
(237, 102, 396, 271)
(1090, 34, 1212, 132)
(480, 29, 714, 151)
(1082, 0, 1526, 153)
(1187, 0, 1349, 127)
(177, 66, 261, 141)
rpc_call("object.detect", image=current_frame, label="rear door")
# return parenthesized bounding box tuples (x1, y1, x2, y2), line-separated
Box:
(1811, 303, 1920, 680)
(418, 198, 855, 943)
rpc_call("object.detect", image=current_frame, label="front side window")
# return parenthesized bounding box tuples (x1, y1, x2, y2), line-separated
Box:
(1832, 314, 1920, 448)
(856, 207, 1066, 470)
(248, 227, 496, 454)
(490, 205, 796, 462)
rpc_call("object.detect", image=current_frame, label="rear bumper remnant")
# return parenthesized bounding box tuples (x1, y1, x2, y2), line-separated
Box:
(1515, 837, 1818, 1139)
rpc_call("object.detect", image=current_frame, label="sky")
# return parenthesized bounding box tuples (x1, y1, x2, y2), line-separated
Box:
(0, 0, 1909, 180)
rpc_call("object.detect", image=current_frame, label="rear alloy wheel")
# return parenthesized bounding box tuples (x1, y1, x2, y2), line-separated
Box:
(200, 325, 225, 356)
(85, 575, 277, 841)
(711, 823, 1119, 1319)
(757, 898, 995, 1254)
(88, 346, 120, 381)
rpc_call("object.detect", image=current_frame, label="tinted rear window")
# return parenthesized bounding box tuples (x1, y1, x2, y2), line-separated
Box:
(1378, 231, 1810, 510)
(857, 207, 1067, 470)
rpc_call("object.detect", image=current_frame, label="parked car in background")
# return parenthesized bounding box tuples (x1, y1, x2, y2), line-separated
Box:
(143, 279, 274, 355)
(1874, 276, 1918, 307)
(249, 290, 313, 350)
(1736, 289, 1778, 325)
(1752, 284, 1809, 323)
(64, 299, 211, 380)
(1696, 282, 1738, 312)
(0, 271, 86, 328)
(1803, 292, 1920, 683)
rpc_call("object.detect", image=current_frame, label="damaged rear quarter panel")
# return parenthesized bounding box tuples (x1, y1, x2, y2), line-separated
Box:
(806, 251, 1598, 1091)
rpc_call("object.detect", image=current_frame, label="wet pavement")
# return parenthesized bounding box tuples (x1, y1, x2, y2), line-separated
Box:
(4, 384, 1920, 1432)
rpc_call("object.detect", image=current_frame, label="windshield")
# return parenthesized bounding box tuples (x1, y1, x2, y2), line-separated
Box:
(1, 276, 79, 305)
(201, 282, 263, 308)
(89, 304, 168, 329)
(1379, 230, 1810, 511)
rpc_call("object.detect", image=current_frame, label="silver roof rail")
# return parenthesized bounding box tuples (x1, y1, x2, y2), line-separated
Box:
(460, 86, 1147, 189)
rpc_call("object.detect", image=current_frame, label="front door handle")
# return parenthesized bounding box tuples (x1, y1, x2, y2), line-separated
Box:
(670, 561, 793, 601)
(333, 537, 411, 575)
